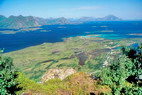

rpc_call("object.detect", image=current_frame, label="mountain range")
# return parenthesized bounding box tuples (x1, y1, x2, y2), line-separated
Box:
(0, 15, 122, 29)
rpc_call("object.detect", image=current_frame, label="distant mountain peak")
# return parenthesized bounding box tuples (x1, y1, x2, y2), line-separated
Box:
(0, 15, 6, 21)
(0, 15, 6, 17)
(9, 15, 15, 18)
(0, 14, 122, 29)
(96, 15, 122, 21)
(18, 15, 23, 17)
(105, 15, 121, 19)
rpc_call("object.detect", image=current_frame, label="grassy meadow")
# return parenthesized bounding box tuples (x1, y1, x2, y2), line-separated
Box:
(4, 36, 142, 81)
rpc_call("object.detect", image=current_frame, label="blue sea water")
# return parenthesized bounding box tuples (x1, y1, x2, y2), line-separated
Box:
(0, 21, 142, 52)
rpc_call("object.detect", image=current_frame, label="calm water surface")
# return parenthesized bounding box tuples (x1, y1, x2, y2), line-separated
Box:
(0, 21, 142, 52)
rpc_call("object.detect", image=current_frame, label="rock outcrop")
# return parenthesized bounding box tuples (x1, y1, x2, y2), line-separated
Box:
(41, 68, 76, 82)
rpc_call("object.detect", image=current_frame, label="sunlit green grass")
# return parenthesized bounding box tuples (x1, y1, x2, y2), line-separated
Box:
(5, 37, 142, 81)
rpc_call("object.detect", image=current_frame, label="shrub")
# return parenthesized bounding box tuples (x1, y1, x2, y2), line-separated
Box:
(101, 44, 142, 95)
(0, 55, 18, 95)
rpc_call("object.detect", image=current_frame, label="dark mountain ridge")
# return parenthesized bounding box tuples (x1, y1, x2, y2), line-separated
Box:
(0, 15, 122, 29)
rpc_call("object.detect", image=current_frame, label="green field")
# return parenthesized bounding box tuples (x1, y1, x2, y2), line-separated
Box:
(4, 36, 142, 81)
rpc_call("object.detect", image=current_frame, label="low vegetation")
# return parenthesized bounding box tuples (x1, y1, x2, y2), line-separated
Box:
(101, 44, 142, 94)
(0, 53, 18, 95)
(5, 37, 142, 81)
(1, 37, 142, 94)
(16, 72, 111, 95)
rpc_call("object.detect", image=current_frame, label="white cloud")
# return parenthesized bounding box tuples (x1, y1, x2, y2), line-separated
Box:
(73, 6, 101, 10)
(58, 6, 102, 18)
(59, 6, 102, 12)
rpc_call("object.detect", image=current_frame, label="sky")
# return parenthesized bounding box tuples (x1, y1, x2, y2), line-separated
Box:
(0, 0, 142, 19)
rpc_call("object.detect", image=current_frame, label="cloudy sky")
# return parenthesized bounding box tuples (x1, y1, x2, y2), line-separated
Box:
(0, 0, 142, 19)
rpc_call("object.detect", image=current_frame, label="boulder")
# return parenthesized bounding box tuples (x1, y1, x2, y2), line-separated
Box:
(41, 68, 76, 82)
